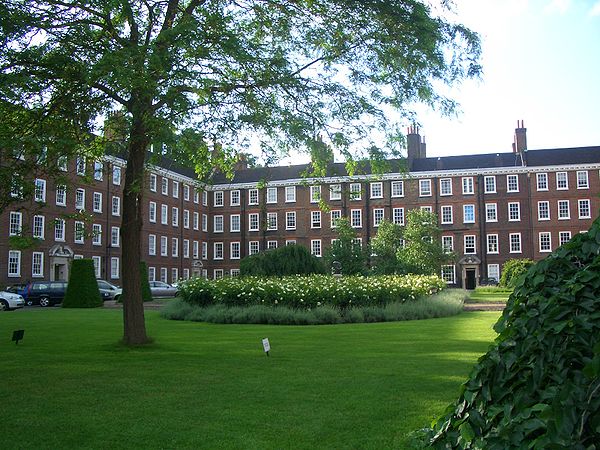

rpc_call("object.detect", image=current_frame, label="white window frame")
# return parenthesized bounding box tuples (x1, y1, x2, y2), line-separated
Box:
(172, 237, 179, 257)
(54, 219, 65, 242)
(9, 212, 22, 236)
(213, 215, 224, 233)
(442, 235, 454, 252)
(230, 190, 240, 206)
(32, 215, 45, 239)
(462, 177, 474, 195)
(508, 202, 521, 222)
(248, 189, 259, 205)
(310, 185, 321, 203)
(556, 172, 568, 190)
(392, 207, 404, 225)
(487, 264, 500, 283)
(74, 221, 85, 244)
(351, 209, 362, 228)
(249, 213, 259, 231)
(111, 226, 120, 248)
(419, 179, 432, 197)
(32, 252, 44, 278)
(311, 239, 322, 257)
(161, 204, 168, 225)
(373, 208, 384, 227)
(160, 236, 168, 256)
(172, 180, 179, 198)
(286, 211, 296, 230)
(94, 161, 103, 181)
(485, 203, 497, 223)
(507, 174, 519, 193)
(266, 187, 277, 204)
(230, 242, 241, 259)
(92, 223, 102, 246)
(510, 233, 522, 253)
(201, 242, 207, 259)
(330, 210, 341, 228)
(149, 234, 156, 256)
(267, 212, 278, 231)
(464, 235, 476, 254)
(285, 186, 296, 203)
(75, 188, 85, 210)
(329, 184, 342, 201)
(8, 250, 21, 277)
(161, 177, 168, 195)
(350, 183, 362, 200)
(577, 171, 589, 189)
(536, 173, 548, 191)
(55, 185, 66, 206)
(537, 201, 550, 221)
(539, 232, 552, 253)
(391, 181, 404, 198)
(213, 190, 224, 207)
(484, 176, 496, 194)
(439, 178, 452, 196)
(93, 192, 103, 213)
(230, 214, 241, 232)
(249, 241, 259, 255)
(463, 204, 475, 224)
(112, 196, 120, 216)
(171, 207, 179, 227)
(578, 199, 591, 219)
(559, 231, 572, 246)
(486, 234, 499, 254)
(110, 257, 119, 279)
(311, 211, 321, 229)
(558, 200, 570, 220)
(370, 182, 383, 199)
(440, 205, 453, 225)
(149, 174, 157, 192)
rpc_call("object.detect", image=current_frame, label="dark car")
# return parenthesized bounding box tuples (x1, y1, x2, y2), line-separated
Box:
(22, 281, 68, 307)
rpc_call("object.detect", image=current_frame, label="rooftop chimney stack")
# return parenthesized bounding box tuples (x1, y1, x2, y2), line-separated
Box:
(407, 125, 422, 169)
(420, 136, 427, 159)
(513, 120, 527, 153)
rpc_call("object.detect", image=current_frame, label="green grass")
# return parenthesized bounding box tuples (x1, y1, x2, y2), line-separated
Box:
(466, 287, 512, 304)
(0, 308, 500, 449)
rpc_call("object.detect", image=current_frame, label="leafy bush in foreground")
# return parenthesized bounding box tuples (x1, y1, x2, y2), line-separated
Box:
(420, 221, 600, 449)
(179, 274, 446, 310)
(499, 258, 534, 288)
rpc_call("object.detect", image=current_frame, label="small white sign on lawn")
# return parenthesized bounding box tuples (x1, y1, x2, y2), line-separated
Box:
(262, 338, 271, 356)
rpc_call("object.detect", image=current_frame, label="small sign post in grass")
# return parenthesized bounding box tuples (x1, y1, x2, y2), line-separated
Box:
(12, 330, 24, 345)
(262, 338, 270, 357)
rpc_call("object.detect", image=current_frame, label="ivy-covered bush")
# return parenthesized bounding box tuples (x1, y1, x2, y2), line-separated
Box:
(420, 221, 600, 448)
(239, 244, 326, 276)
(499, 258, 534, 287)
(62, 259, 103, 308)
(179, 274, 445, 309)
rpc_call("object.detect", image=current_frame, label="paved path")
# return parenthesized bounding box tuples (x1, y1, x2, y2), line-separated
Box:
(463, 303, 506, 311)
(103, 300, 164, 310)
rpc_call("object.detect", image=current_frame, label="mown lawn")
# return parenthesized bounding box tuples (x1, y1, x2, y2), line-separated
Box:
(466, 288, 512, 304)
(0, 308, 500, 449)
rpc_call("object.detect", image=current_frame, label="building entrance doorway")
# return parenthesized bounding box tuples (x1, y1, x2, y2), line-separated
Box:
(465, 268, 476, 290)
(49, 244, 74, 281)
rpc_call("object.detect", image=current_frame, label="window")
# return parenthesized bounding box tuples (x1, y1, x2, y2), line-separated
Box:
(463, 205, 475, 224)
(311, 239, 322, 257)
(578, 199, 591, 219)
(32, 252, 44, 278)
(538, 201, 550, 221)
(559, 231, 572, 246)
(213, 191, 224, 207)
(183, 210, 190, 229)
(171, 207, 179, 227)
(484, 176, 496, 194)
(539, 232, 551, 252)
(350, 183, 362, 200)
(373, 208, 385, 227)
(391, 180, 404, 198)
(440, 206, 453, 224)
(464, 235, 476, 254)
(421, 206, 433, 213)
(149, 202, 157, 223)
(33, 179, 46, 203)
(161, 177, 168, 195)
(508, 202, 521, 221)
(171, 268, 178, 283)
(74, 221, 85, 244)
(94, 161, 103, 181)
(56, 185, 66, 206)
(9, 212, 22, 236)
(351, 209, 362, 228)
(329, 184, 342, 201)
(230, 214, 241, 232)
(330, 210, 341, 228)
(213, 215, 224, 233)
(286, 240, 296, 246)
(487, 264, 500, 283)
(111, 227, 120, 247)
(510, 233, 522, 253)
(577, 171, 589, 189)
(160, 268, 167, 282)
(202, 214, 207, 232)
(57, 156, 68, 172)
(442, 236, 454, 252)
(249, 189, 259, 205)
(112, 166, 122, 185)
(193, 212, 199, 230)
(462, 177, 474, 195)
(370, 182, 383, 199)
(419, 179, 432, 197)
(110, 257, 119, 279)
(149, 174, 157, 192)
(183, 184, 190, 201)
(76, 157, 86, 175)
(172, 180, 179, 198)
(54, 219, 65, 242)
(75, 188, 85, 210)
(161, 204, 168, 225)
(230, 190, 240, 206)
(266, 187, 277, 204)
(440, 178, 452, 196)
(92, 224, 102, 246)
(202, 191, 208, 206)
(8, 250, 21, 277)
(148, 267, 156, 282)
(286, 211, 296, 230)
(558, 200, 570, 219)
(171, 237, 179, 257)
(285, 186, 296, 203)
(194, 189, 200, 204)
(31, 215, 45, 240)
(112, 196, 120, 216)
(486, 234, 499, 254)
(507, 174, 519, 193)
(556, 172, 568, 190)
(392, 207, 404, 225)
(213, 269, 224, 279)
(249, 241, 259, 255)
(230, 269, 240, 277)
(93, 192, 102, 213)
(149, 235, 156, 256)
(160, 236, 168, 256)
(192, 241, 199, 259)
(267, 212, 278, 230)
(183, 239, 190, 258)
(536, 173, 548, 191)
(230, 242, 241, 259)
(267, 240, 278, 250)
(485, 203, 497, 222)
(249, 213, 259, 231)
(441, 265, 456, 284)
(310, 185, 321, 203)
(202, 242, 208, 259)
(311, 211, 321, 229)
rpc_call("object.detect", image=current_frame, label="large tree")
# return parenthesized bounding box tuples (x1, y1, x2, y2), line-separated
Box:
(0, 1, 480, 344)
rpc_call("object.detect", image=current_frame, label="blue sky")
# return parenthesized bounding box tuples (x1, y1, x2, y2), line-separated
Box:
(416, 0, 600, 157)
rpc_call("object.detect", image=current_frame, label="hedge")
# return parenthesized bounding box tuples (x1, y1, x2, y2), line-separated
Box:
(62, 259, 103, 308)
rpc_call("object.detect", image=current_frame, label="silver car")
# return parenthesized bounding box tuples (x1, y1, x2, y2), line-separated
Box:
(97, 280, 123, 301)
(0, 291, 25, 311)
(149, 281, 178, 298)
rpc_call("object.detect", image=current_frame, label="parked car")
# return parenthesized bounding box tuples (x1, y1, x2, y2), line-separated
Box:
(97, 280, 122, 301)
(0, 290, 25, 311)
(149, 281, 178, 298)
(22, 281, 68, 307)
(480, 277, 499, 286)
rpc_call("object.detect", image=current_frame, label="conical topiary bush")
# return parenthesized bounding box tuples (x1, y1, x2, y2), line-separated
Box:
(62, 259, 103, 308)
(421, 219, 600, 449)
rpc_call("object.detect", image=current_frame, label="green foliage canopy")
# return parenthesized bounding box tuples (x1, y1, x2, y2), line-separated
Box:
(324, 217, 368, 275)
(239, 244, 326, 277)
(499, 258, 534, 288)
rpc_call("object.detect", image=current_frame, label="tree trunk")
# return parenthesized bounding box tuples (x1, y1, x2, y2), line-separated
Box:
(120, 106, 151, 345)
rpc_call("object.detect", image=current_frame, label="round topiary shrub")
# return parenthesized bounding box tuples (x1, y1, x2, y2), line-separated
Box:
(421, 222, 600, 448)
(499, 258, 534, 287)
(239, 244, 326, 276)
(62, 259, 103, 308)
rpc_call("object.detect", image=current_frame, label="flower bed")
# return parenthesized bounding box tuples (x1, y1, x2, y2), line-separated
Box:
(179, 274, 445, 309)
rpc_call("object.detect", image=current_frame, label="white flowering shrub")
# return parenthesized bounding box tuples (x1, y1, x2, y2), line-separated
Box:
(179, 275, 445, 309)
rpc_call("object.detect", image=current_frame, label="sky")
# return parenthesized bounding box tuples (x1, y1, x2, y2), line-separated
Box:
(414, 0, 600, 157)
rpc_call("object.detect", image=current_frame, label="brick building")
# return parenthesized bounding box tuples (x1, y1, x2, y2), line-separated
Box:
(2, 123, 600, 288)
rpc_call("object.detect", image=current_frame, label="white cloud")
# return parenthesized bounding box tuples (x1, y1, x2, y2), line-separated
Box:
(544, 0, 571, 14)
(589, 1, 600, 16)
